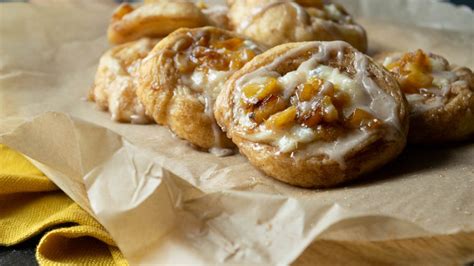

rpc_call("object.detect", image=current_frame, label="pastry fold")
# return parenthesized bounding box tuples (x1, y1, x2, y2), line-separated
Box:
(215, 41, 408, 187)
(377, 50, 474, 144)
(108, 2, 208, 45)
(137, 26, 264, 151)
(89, 38, 159, 124)
(227, 0, 367, 52)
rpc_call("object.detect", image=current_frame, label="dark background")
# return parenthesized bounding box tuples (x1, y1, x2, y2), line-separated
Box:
(450, 0, 474, 8)
(0, 0, 473, 265)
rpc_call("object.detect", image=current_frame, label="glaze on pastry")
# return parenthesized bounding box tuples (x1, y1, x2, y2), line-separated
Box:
(378, 50, 474, 144)
(137, 26, 264, 152)
(108, 2, 208, 45)
(89, 38, 159, 124)
(227, 0, 367, 52)
(215, 41, 408, 187)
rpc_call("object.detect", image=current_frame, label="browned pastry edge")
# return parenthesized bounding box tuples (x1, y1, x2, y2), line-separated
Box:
(108, 2, 209, 45)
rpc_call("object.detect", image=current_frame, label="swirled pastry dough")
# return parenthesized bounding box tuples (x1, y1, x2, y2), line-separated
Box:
(137, 26, 264, 152)
(378, 50, 474, 144)
(108, 2, 208, 45)
(215, 41, 408, 187)
(227, 0, 367, 52)
(89, 38, 159, 124)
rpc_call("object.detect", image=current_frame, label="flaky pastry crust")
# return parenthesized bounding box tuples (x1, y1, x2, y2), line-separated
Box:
(227, 0, 367, 52)
(137, 26, 263, 151)
(376, 50, 474, 144)
(108, 2, 208, 45)
(215, 41, 408, 187)
(89, 38, 159, 124)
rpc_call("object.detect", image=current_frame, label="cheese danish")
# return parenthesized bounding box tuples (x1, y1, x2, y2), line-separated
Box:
(137, 27, 264, 152)
(378, 50, 474, 144)
(215, 41, 408, 187)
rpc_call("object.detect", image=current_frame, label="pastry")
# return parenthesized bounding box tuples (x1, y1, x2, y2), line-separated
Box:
(143, 0, 231, 30)
(137, 26, 264, 152)
(89, 38, 159, 124)
(215, 41, 408, 187)
(227, 0, 367, 52)
(108, 2, 208, 45)
(377, 50, 474, 144)
(201, 4, 231, 30)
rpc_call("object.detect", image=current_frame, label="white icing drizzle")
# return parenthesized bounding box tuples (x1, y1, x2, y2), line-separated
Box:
(209, 147, 234, 157)
(233, 41, 402, 167)
(353, 53, 400, 132)
(232, 42, 320, 127)
(237, 0, 355, 37)
(178, 68, 229, 149)
(383, 53, 459, 115)
(319, 3, 354, 24)
(383, 56, 397, 67)
(301, 129, 370, 167)
(176, 36, 261, 150)
(234, 41, 344, 125)
(237, 0, 308, 32)
(310, 65, 368, 117)
(95, 38, 154, 124)
(205, 94, 225, 148)
(430, 56, 457, 97)
(406, 94, 444, 113)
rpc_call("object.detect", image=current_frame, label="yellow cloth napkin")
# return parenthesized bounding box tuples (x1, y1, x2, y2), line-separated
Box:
(0, 144, 128, 265)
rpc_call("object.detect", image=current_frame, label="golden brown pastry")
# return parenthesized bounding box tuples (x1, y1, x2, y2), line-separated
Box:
(137, 26, 264, 153)
(89, 38, 159, 124)
(215, 41, 408, 187)
(108, 2, 208, 45)
(227, 0, 367, 52)
(193, 0, 231, 30)
(201, 5, 231, 30)
(377, 50, 474, 144)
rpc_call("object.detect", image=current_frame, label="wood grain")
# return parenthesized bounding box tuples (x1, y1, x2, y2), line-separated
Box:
(294, 233, 474, 265)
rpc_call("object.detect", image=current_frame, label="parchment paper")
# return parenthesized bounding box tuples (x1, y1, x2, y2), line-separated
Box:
(0, 0, 473, 264)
